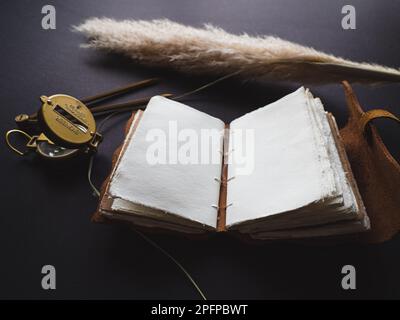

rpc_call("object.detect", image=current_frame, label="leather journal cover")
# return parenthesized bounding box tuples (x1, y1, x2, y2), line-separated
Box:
(94, 111, 230, 232)
(94, 82, 400, 243)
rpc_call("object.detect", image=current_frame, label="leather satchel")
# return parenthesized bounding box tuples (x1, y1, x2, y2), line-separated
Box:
(339, 81, 400, 243)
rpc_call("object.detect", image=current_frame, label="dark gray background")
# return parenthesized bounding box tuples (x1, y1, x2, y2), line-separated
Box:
(0, 0, 399, 299)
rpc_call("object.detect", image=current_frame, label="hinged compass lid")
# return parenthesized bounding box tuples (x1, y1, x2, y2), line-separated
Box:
(38, 94, 97, 148)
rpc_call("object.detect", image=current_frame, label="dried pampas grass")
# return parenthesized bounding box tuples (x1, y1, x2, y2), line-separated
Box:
(75, 18, 400, 85)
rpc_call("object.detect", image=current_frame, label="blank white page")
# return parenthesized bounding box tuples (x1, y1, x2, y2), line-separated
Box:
(109, 96, 225, 228)
(226, 87, 335, 227)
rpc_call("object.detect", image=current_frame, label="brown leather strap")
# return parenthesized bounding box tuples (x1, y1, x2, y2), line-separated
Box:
(360, 109, 400, 133)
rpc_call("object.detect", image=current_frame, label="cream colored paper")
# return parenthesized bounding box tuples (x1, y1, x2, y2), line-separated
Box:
(226, 87, 354, 227)
(109, 96, 225, 228)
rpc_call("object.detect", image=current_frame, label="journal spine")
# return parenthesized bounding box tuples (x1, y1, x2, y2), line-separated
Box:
(216, 124, 230, 231)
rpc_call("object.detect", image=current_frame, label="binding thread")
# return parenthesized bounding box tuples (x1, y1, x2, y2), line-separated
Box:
(212, 203, 233, 210)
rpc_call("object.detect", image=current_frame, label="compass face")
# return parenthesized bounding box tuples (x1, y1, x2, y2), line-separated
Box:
(40, 94, 96, 146)
(36, 140, 79, 159)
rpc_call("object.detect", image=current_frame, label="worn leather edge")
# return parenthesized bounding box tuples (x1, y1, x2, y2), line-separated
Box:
(92, 111, 140, 222)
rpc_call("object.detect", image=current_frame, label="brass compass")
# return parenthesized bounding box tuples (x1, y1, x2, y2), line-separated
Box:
(6, 94, 102, 159)
(38, 94, 102, 152)
(6, 79, 171, 159)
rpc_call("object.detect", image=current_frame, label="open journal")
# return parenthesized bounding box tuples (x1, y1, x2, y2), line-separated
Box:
(97, 87, 370, 240)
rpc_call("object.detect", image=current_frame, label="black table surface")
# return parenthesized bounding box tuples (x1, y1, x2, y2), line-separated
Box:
(1, 0, 399, 299)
